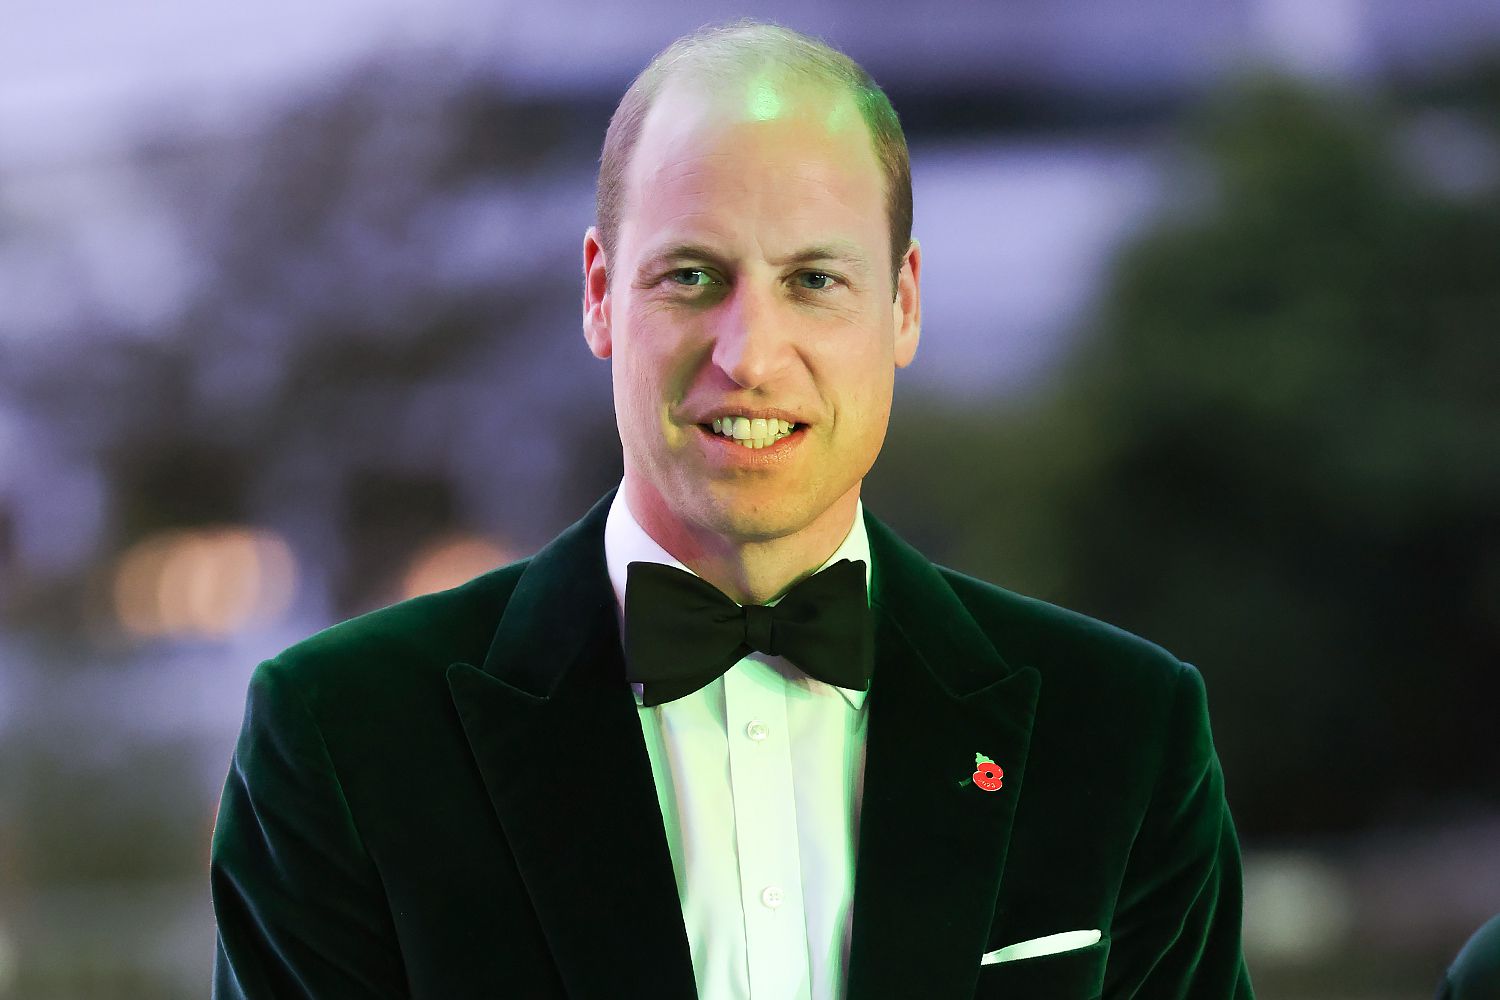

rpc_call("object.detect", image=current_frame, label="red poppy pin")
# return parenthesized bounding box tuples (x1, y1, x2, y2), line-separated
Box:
(957, 752, 1004, 792)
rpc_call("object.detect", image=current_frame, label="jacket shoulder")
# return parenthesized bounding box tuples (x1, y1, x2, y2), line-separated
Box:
(934, 568, 1220, 825)
(934, 565, 1188, 692)
(259, 557, 531, 699)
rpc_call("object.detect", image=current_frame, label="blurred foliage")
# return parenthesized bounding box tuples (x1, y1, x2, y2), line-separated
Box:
(4, 737, 208, 883)
(5, 46, 1498, 860)
(0, 57, 610, 629)
(876, 68, 1500, 838)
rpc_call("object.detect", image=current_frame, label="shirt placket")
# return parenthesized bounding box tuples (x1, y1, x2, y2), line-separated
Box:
(724, 659, 812, 999)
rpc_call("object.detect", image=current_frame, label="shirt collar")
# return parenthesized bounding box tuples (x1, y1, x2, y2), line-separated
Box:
(604, 479, 873, 710)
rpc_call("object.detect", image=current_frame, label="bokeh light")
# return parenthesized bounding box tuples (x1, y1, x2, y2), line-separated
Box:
(399, 534, 513, 600)
(111, 527, 296, 639)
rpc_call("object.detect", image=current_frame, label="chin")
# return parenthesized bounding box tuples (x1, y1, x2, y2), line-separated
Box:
(719, 495, 817, 532)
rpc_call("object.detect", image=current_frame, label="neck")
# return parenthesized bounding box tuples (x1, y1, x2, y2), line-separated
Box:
(622, 473, 860, 606)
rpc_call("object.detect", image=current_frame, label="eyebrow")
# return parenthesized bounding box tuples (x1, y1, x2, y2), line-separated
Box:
(639, 241, 872, 275)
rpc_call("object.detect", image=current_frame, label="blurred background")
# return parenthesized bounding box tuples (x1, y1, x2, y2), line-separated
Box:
(2, 0, 1498, 996)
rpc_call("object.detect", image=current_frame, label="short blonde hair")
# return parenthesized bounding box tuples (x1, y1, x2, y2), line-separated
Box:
(595, 17, 913, 300)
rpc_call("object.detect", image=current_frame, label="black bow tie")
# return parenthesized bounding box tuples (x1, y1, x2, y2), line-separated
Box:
(623, 557, 874, 708)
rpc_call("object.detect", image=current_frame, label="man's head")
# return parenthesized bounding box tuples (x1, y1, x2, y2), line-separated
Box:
(582, 19, 921, 553)
(594, 19, 913, 301)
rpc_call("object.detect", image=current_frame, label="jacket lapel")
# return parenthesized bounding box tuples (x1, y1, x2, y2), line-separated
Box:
(446, 488, 699, 1000)
(845, 514, 1041, 1000)
(447, 486, 1041, 1000)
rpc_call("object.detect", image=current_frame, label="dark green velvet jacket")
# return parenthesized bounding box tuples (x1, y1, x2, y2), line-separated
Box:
(210, 485, 1255, 999)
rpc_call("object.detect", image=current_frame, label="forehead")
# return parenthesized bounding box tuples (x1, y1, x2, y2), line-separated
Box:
(621, 71, 884, 255)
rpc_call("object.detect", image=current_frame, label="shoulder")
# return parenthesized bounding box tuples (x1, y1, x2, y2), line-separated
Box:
(938, 566, 1184, 676)
(933, 567, 1227, 824)
(254, 558, 531, 709)
(934, 565, 1201, 731)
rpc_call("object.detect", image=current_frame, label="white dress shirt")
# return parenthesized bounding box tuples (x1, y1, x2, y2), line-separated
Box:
(603, 482, 874, 1000)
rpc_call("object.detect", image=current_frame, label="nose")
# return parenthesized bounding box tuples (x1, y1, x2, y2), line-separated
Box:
(708, 281, 795, 388)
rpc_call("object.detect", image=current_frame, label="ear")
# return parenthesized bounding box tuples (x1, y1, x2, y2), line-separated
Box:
(582, 225, 612, 359)
(893, 237, 921, 369)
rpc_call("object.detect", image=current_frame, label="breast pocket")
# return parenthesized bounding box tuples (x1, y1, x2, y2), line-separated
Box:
(972, 937, 1109, 999)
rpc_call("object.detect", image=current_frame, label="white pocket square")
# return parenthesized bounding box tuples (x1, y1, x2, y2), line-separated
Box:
(980, 929, 1102, 965)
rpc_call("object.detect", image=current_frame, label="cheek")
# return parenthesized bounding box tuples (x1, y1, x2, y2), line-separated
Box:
(844, 356, 894, 411)
(615, 342, 684, 428)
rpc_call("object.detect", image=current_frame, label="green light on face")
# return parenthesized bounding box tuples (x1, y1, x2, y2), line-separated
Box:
(746, 75, 783, 121)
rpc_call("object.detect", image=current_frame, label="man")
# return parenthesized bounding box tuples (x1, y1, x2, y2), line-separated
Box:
(211, 18, 1254, 999)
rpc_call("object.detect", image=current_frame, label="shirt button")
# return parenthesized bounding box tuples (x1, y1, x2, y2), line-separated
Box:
(745, 720, 769, 742)
(761, 885, 784, 909)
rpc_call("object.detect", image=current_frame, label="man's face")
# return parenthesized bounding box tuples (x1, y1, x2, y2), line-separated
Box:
(583, 73, 920, 547)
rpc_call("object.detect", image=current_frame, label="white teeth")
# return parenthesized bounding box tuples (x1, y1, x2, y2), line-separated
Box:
(707, 415, 796, 448)
(710, 416, 793, 438)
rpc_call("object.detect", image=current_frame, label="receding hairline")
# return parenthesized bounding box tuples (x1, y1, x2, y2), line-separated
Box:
(626, 72, 871, 182)
(595, 19, 914, 300)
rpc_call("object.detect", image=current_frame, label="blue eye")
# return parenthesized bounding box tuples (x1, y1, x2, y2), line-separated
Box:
(668, 269, 712, 286)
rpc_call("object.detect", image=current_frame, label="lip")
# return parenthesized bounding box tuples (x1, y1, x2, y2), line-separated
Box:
(695, 408, 806, 425)
(693, 422, 809, 467)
